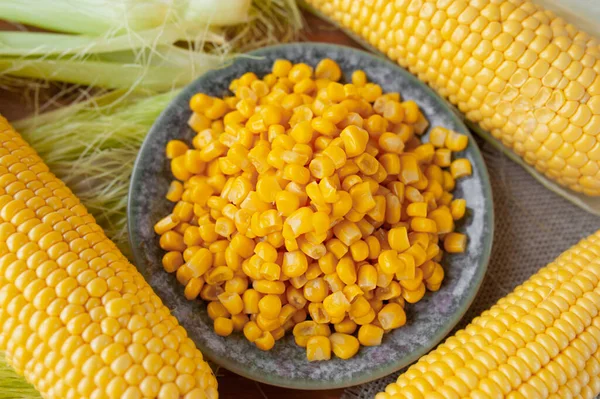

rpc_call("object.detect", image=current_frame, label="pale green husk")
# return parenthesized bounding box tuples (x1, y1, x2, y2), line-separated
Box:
(0, 1, 301, 397)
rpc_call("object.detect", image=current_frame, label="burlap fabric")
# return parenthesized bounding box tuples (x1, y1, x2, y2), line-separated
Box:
(343, 136, 600, 399)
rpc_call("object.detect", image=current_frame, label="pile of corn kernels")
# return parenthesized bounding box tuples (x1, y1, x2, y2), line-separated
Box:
(154, 58, 471, 361)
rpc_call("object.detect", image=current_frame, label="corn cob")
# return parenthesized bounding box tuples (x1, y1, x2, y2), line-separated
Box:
(0, 115, 218, 399)
(305, 0, 600, 196)
(375, 230, 600, 399)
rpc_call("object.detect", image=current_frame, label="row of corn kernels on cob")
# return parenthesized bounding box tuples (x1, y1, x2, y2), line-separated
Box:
(0, 115, 218, 399)
(376, 229, 600, 399)
(305, 0, 600, 195)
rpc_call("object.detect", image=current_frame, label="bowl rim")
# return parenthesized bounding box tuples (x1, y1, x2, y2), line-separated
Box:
(128, 42, 494, 390)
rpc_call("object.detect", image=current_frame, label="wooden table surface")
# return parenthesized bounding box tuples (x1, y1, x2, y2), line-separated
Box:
(0, 11, 369, 399)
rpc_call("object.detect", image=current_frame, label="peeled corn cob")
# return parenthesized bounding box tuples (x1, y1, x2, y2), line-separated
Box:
(375, 230, 600, 399)
(305, 0, 600, 196)
(0, 116, 218, 398)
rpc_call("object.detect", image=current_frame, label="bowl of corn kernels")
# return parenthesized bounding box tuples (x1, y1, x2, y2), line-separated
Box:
(128, 42, 494, 389)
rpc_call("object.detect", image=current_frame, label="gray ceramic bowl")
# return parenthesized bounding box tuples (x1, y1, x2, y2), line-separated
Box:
(128, 43, 494, 390)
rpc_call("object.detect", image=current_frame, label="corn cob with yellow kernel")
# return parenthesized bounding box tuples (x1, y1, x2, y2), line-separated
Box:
(305, 0, 600, 196)
(0, 115, 217, 399)
(375, 230, 600, 399)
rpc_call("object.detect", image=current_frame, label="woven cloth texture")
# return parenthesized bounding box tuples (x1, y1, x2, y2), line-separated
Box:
(343, 136, 600, 399)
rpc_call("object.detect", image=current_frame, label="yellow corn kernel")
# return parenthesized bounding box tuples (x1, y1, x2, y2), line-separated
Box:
(375, 281, 401, 301)
(321, 273, 344, 295)
(406, 202, 427, 218)
(336, 256, 357, 285)
(201, 282, 224, 301)
(243, 321, 263, 343)
(172, 201, 194, 223)
(258, 295, 282, 320)
(285, 181, 308, 206)
(357, 324, 384, 347)
(303, 277, 329, 302)
(450, 158, 472, 179)
(253, 280, 286, 295)
(378, 132, 404, 154)
(378, 154, 401, 177)
(402, 283, 426, 304)
(315, 58, 342, 81)
(387, 226, 410, 252)
(272, 59, 292, 77)
(293, 321, 324, 347)
(281, 250, 309, 278)
(382, 100, 404, 124)
(275, 304, 294, 326)
(316, 252, 336, 276)
(205, 266, 234, 285)
(214, 217, 235, 238)
(347, 239, 368, 262)
(445, 131, 469, 152)
(285, 286, 306, 310)
(307, 302, 330, 324)
(341, 125, 369, 157)
(323, 291, 351, 318)
(225, 275, 248, 295)
(288, 63, 313, 83)
(340, 283, 361, 302)
(410, 217, 437, 233)
(355, 153, 380, 176)
(400, 268, 423, 291)
(450, 199, 466, 220)
(325, 82, 344, 102)
(273, 191, 299, 217)
(378, 303, 407, 331)
(398, 155, 421, 186)
(428, 207, 454, 234)
(394, 253, 416, 281)
(224, 236, 252, 261)
(433, 148, 452, 167)
(348, 182, 375, 214)
(154, 214, 180, 235)
(231, 313, 249, 332)
(207, 301, 230, 320)
(242, 289, 261, 314)
(166, 181, 184, 202)
(252, 242, 276, 264)
(427, 126, 447, 147)
(162, 251, 184, 273)
(378, 250, 401, 275)
(305, 183, 325, 210)
(214, 317, 234, 337)
(309, 156, 336, 180)
(190, 93, 213, 112)
(254, 331, 275, 351)
(364, 236, 381, 261)
(333, 317, 356, 335)
(217, 292, 244, 315)
(444, 232, 467, 253)
(171, 155, 192, 181)
(332, 220, 361, 247)
(184, 277, 204, 300)
(329, 333, 360, 360)
(282, 164, 310, 185)
(324, 238, 347, 259)
(306, 336, 332, 361)
(258, 262, 281, 281)
(166, 140, 189, 159)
